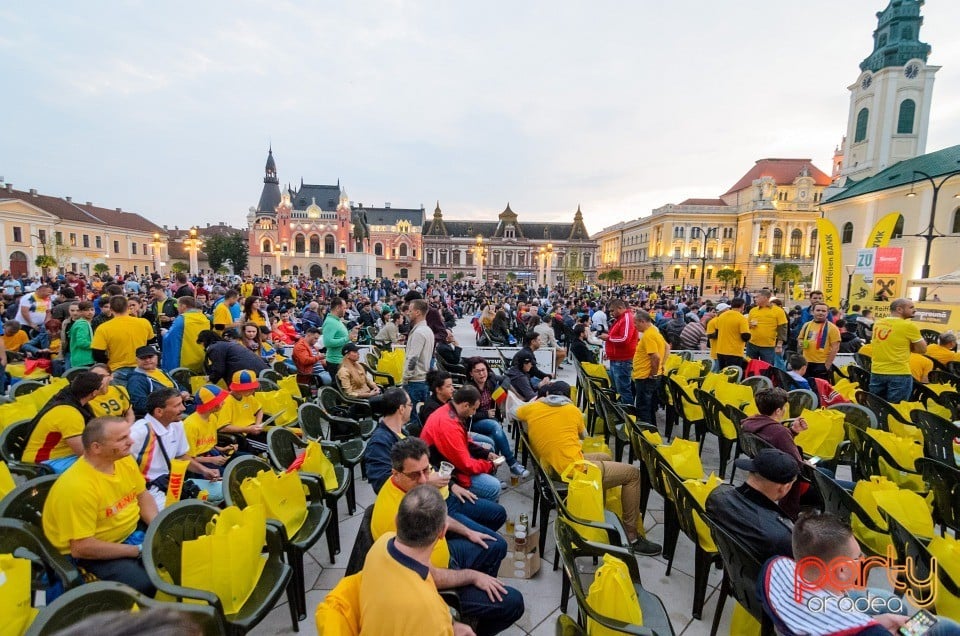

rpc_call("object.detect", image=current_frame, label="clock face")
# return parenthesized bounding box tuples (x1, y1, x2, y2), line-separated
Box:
(861, 75, 872, 90)
(799, 190, 808, 201)
(905, 64, 920, 79)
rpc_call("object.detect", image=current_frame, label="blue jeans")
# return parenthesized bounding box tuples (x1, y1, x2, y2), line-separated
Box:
(448, 513, 507, 577)
(469, 433, 496, 451)
(745, 343, 776, 365)
(403, 381, 429, 429)
(609, 360, 634, 406)
(869, 374, 913, 404)
(447, 493, 507, 533)
(470, 419, 517, 465)
(633, 377, 660, 426)
(468, 472, 502, 502)
(457, 583, 525, 636)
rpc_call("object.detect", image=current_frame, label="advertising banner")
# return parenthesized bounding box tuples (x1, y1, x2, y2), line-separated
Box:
(817, 218, 843, 308)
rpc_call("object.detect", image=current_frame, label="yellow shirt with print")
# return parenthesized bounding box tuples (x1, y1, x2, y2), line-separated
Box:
(517, 399, 585, 478)
(632, 325, 667, 379)
(713, 310, 750, 357)
(23, 405, 86, 463)
(871, 317, 923, 376)
(747, 305, 787, 348)
(212, 302, 234, 334)
(145, 369, 175, 388)
(90, 314, 154, 371)
(371, 477, 450, 568)
(219, 393, 262, 429)
(799, 321, 841, 364)
(925, 344, 959, 367)
(90, 385, 131, 419)
(183, 411, 221, 456)
(43, 455, 145, 554)
(909, 354, 933, 383)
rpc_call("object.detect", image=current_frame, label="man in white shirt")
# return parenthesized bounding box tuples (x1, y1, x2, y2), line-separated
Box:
(591, 305, 609, 334)
(19, 284, 54, 332)
(129, 387, 221, 508)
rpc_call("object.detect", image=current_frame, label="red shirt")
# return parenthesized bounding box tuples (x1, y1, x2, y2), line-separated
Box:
(420, 404, 493, 488)
(605, 311, 638, 361)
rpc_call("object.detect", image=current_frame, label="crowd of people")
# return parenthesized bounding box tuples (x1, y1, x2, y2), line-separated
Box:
(2, 266, 959, 635)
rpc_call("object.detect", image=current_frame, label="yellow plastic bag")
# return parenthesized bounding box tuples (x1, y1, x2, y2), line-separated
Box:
(864, 429, 925, 490)
(700, 372, 731, 394)
(586, 554, 643, 635)
(640, 429, 662, 446)
(893, 401, 951, 429)
(832, 378, 860, 402)
(376, 350, 404, 386)
(278, 374, 301, 397)
(926, 383, 956, 396)
(581, 362, 611, 384)
(300, 441, 339, 490)
(0, 401, 37, 430)
(582, 436, 612, 457)
(793, 409, 846, 460)
(256, 390, 298, 427)
(0, 554, 37, 636)
(729, 604, 761, 636)
(0, 462, 15, 499)
(928, 536, 960, 621)
(181, 504, 268, 615)
(851, 477, 932, 555)
(676, 359, 704, 380)
(683, 474, 723, 552)
(656, 438, 704, 480)
(561, 460, 607, 543)
(663, 354, 683, 374)
(240, 469, 308, 538)
(673, 377, 703, 422)
(713, 381, 755, 412)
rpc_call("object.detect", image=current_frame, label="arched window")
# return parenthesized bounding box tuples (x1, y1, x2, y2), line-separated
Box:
(398, 243, 408, 258)
(374, 243, 383, 256)
(263, 264, 272, 276)
(841, 222, 854, 244)
(953, 208, 960, 234)
(789, 229, 803, 258)
(324, 235, 335, 254)
(295, 234, 305, 253)
(426, 250, 434, 265)
(772, 228, 783, 257)
(892, 215, 904, 239)
(262, 238, 272, 253)
(855, 108, 869, 143)
(292, 266, 299, 275)
(897, 99, 916, 134)
(809, 229, 818, 255)
(309, 235, 321, 254)
(399, 268, 408, 278)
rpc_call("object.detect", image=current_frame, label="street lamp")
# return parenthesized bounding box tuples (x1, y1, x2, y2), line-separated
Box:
(690, 226, 717, 299)
(904, 169, 960, 300)
(473, 235, 487, 281)
(151, 232, 165, 276)
(184, 227, 203, 274)
(537, 243, 554, 287)
(844, 265, 856, 309)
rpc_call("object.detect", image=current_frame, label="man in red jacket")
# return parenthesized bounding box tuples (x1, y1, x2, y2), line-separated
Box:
(600, 299, 638, 406)
(421, 385, 503, 502)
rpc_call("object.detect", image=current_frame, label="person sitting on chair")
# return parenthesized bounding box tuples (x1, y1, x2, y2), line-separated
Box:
(292, 327, 332, 387)
(22, 371, 104, 473)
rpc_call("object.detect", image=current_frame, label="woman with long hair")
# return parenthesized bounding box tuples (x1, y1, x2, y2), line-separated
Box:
(464, 357, 529, 479)
(489, 309, 511, 345)
(242, 296, 270, 330)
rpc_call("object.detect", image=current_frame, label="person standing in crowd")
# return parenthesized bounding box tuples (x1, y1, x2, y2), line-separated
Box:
(799, 289, 824, 326)
(161, 296, 210, 374)
(19, 283, 53, 334)
(632, 309, 667, 426)
(322, 297, 357, 378)
(196, 330, 268, 385)
(869, 298, 927, 403)
(746, 289, 787, 365)
(403, 299, 435, 430)
(91, 295, 155, 382)
(798, 302, 841, 382)
(211, 289, 240, 335)
(600, 299, 637, 406)
(143, 283, 178, 348)
(708, 297, 751, 370)
(68, 301, 96, 368)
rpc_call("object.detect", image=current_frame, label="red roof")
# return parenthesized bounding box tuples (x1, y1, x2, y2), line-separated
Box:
(678, 198, 727, 207)
(722, 159, 831, 196)
(0, 186, 162, 234)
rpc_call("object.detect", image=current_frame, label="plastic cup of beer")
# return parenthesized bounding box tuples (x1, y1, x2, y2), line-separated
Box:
(438, 462, 454, 479)
(510, 473, 520, 487)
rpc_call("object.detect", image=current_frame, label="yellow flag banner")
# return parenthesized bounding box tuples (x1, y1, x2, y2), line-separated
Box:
(165, 458, 191, 508)
(866, 212, 903, 249)
(817, 218, 843, 308)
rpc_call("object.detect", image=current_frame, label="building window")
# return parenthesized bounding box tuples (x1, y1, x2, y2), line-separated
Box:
(262, 239, 272, 253)
(13, 227, 22, 243)
(790, 229, 803, 258)
(452, 251, 460, 265)
(399, 268, 408, 278)
(55, 231, 63, 245)
(142, 243, 147, 255)
(897, 99, 916, 134)
(132, 242, 137, 254)
(37, 229, 46, 243)
(673, 227, 685, 239)
(518, 252, 525, 266)
(854, 108, 869, 143)
(772, 228, 783, 257)
(295, 235, 305, 253)
(674, 267, 681, 280)
(505, 225, 515, 239)
(953, 208, 960, 234)
(70, 233, 77, 246)
(374, 243, 383, 256)
(324, 235, 335, 254)
(691, 227, 701, 239)
(809, 229, 818, 255)
(583, 253, 590, 268)
(706, 247, 715, 258)
(113, 240, 120, 253)
(841, 222, 854, 244)
(83, 235, 90, 248)
(892, 215, 904, 239)
(439, 251, 447, 265)
(505, 251, 513, 267)
(466, 252, 473, 266)
(426, 250, 434, 265)
(690, 247, 698, 258)
(674, 247, 681, 259)
(398, 243, 408, 258)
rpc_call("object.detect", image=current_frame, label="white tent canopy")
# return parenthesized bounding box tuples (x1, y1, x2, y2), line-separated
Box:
(907, 269, 960, 287)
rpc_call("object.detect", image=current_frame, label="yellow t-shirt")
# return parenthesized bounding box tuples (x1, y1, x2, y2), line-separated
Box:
(219, 393, 262, 429)
(146, 369, 175, 388)
(240, 282, 254, 298)
(43, 455, 145, 554)
(925, 344, 959, 366)
(246, 312, 266, 327)
(23, 404, 86, 463)
(858, 343, 873, 358)
(3, 330, 28, 352)
(183, 411, 221, 456)
(798, 321, 841, 364)
(713, 310, 750, 357)
(632, 326, 667, 379)
(747, 305, 787, 348)
(371, 478, 450, 569)
(212, 302, 233, 333)
(909, 354, 933, 383)
(89, 385, 131, 419)
(90, 314, 154, 371)
(871, 317, 923, 376)
(705, 316, 718, 360)
(517, 399, 585, 478)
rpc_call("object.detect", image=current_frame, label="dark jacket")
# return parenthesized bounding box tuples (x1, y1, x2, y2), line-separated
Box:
(505, 365, 536, 401)
(204, 341, 269, 385)
(363, 420, 402, 494)
(741, 413, 804, 519)
(419, 395, 446, 429)
(512, 347, 548, 381)
(705, 482, 794, 562)
(570, 339, 597, 364)
(435, 342, 462, 368)
(127, 367, 184, 418)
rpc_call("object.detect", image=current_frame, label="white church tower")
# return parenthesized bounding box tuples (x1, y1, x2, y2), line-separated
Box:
(837, 0, 939, 185)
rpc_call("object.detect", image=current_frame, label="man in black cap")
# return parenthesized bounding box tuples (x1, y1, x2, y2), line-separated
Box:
(705, 448, 798, 561)
(126, 345, 190, 419)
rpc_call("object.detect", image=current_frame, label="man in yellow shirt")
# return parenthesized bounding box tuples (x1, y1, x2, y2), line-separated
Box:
(798, 303, 841, 382)
(869, 298, 926, 403)
(42, 416, 159, 595)
(747, 290, 788, 365)
(705, 303, 728, 369)
(212, 290, 240, 335)
(632, 309, 668, 426)
(91, 295, 155, 381)
(925, 332, 959, 367)
(88, 364, 135, 424)
(909, 353, 933, 384)
(23, 371, 105, 472)
(2, 320, 28, 354)
(708, 297, 751, 370)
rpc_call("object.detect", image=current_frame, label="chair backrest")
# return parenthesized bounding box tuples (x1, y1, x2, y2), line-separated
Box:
(723, 405, 750, 445)
(695, 389, 728, 441)
(911, 411, 959, 466)
(169, 367, 193, 390)
(255, 378, 279, 392)
(0, 474, 58, 525)
(143, 500, 222, 585)
(24, 580, 225, 636)
(298, 402, 328, 440)
(266, 426, 306, 471)
(62, 366, 92, 383)
(629, 421, 669, 500)
(703, 513, 768, 624)
(915, 458, 960, 534)
(827, 403, 879, 431)
(928, 370, 960, 389)
(880, 512, 937, 606)
(809, 469, 886, 540)
(345, 505, 376, 576)
(222, 456, 275, 509)
(258, 368, 283, 383)
(770, 367, 798, 391)
(846, 364, 871, 387)
(738, 431, 776, 459)
(720, 366, 743, 383)
(0, 419, 36, 465)
(0, 517, 82, 595)
(10, 380, 46, 399)
(741, 375, 773, 395)
(856, 390, 909, 428)
(660, 467, 712, 553)
(518, 429, 567, 517)
(937, 391, 960, 421)
(786, 389, 818, 417)
(920, 329, 941, 345)
(272, 360, 293, 377)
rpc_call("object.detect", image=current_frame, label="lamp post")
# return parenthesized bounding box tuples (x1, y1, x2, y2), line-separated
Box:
(151, 232, 165, 276)
(844, 265, 856, 309)
(904, 169, 960, 301)
(537, 243, 554, 287)
(184, 227, 203, 274)
(690, 226, 717, 300)
(473, 235, 487, 281)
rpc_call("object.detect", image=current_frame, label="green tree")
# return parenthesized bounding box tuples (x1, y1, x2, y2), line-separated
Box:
(648, 270, 664, 281)
(204, 233, 248, 274)
(280, 268, 292, 276)
(564, 264, 585, 285)
(716, 268, 738, 287)
(35, 254, 57, 276)
(453, 272, 464, 280)
(331, 267, 345, 278)
(772, 263, 803, 294)
(171, 262, 190, 274)
(606, 269, 624, 284)
(506, 271, 517, 282)
(93, 262, 110, 275)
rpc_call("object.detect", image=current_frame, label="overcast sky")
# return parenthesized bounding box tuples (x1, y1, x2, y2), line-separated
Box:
(4, 1, 960, 235)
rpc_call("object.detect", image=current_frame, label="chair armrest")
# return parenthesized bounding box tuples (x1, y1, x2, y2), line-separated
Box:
(13, 545, 83, 590)
(264, 520, 287, 559)
(299, 473, 326, 502)
(151, 578, 223, 610)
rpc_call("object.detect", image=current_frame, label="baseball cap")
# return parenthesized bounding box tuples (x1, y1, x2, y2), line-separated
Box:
(715, 303, 731, 312)
(734, 448, 799, 484)
(194, 384, 229, 414)
(514, 351, 536, 366)
(343, 343, 360, 353)
(136, 345, 159, 359)
(230, 369, 260, 391)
